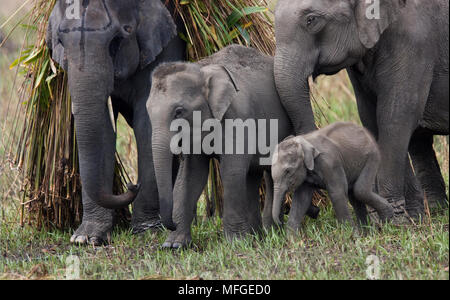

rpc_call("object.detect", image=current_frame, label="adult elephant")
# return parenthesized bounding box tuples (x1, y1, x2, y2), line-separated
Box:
(273, 0, 449, 219)
(46, 0, 185, 245)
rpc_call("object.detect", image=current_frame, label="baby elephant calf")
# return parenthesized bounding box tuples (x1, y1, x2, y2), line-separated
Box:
(271, 122, 394, 230)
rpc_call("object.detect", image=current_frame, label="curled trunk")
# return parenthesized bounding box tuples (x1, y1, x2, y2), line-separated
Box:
(68, 56, 138, 210)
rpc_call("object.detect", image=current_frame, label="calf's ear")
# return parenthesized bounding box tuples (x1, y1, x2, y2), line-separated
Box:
(297, 137, 321, 171)
(201, 65, 239, 121)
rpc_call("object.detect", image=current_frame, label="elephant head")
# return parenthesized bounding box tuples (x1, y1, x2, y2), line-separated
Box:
(46, 0, 177, 209)
(147, 62, 238, 229)
(271, 137, 321, 225)
(274, 0, 407, 134)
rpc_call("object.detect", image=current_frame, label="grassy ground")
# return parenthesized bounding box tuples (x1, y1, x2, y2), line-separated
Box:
(0, 204, 448, 280)
(0, 1, 449, 280)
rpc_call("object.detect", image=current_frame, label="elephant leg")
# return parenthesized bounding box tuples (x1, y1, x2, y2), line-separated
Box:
(349, 193, 369, 228)
(286, 185, 313, 232)
(130, 98, 161, 234)
(323, 168, 353, 227)
(349, 76, 423, 221)
(409, 133, 449, 210)
(375, 120, 416, 220)
(374, 61, 433, 221)
(329, 190, 353, 226)
(403, 158, 425, 219)
(352, 154, 394, 223)
(220, 157, 253, 241)
(70, 105, 117, 246)
(246, 172, 263, 234)
(348, 68, 379, 138)
(262, 171, 275, 229)
(162, 155, 210, 249)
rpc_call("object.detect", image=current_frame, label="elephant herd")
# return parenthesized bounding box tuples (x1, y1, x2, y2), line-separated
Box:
(46, 0, 449, 247)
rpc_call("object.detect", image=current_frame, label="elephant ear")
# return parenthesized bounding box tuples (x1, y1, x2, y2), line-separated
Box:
(201, 64, 239, 121)
(354, 0, 407, 49)
(297, 137, 321, 171)
(46, 1, 67, 70)
(137, 0, 177, 68)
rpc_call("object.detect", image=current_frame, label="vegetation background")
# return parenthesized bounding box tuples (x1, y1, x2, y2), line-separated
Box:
(0, 0, 448, 280)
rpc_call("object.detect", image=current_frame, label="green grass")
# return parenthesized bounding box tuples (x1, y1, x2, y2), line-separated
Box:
(0, 204, 448, 280)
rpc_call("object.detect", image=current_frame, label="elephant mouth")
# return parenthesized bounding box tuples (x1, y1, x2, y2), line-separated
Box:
(315, 64, 346, 77)
(316, 56, 362, 76)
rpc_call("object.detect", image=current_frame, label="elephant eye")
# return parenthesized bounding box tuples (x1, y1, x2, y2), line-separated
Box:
(304, 14, 325, 33)
(306, 14, 321, 28)
(123, 25, 133, 34)
(307, 16, 316, 26)
(174, 107, 185, 119)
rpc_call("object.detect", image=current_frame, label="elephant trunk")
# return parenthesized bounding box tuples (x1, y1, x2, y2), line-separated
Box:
(274, 47, 317, 135)
(152, 129, 177, 231)
(272, 186, 287, 226)
(68, 55, 138, 210)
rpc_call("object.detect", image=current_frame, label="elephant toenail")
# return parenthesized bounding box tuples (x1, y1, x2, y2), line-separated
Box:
(172, 243, 183, 249)
(75, 236, 88, 244)
(89, 237, 104, 246)
(162, 242, 172, 249)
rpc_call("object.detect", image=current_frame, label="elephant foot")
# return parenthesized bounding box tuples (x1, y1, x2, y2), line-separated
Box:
(286, 224, 302, 235)
(132, 219, 163, 235)
(161, 231, 192, 250)
(425, 194, 449, 211)
(369, 197, 413, 225)
(405, 204, 425, 221)
(306, 204, 321, 219)
(263, 218, 276, 230)
(224, 226, 255, 242)
(70, 220, 113, 246)
(377, 206, 395, 223)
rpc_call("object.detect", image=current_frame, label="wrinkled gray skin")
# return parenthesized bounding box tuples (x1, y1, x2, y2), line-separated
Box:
(272, 122, 395, 231)
(147, 45, 319, 249)
(274, 0, 449, 219)
(46, 0, 185, 245)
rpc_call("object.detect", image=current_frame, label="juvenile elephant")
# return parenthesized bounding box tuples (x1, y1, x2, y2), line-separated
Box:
(271, 122, 394, 231)
(46, 0, 185, 245)
(273, 0, 449, 219)
(147, 45, 318, 248)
